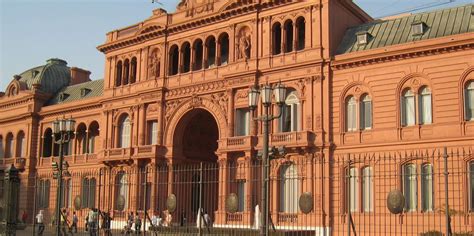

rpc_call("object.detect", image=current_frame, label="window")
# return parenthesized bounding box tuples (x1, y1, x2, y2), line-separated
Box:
(465, 81, 474, 121)
(61, 179, 72, 208)
(130, 57, 137, 84)
(169, 45, 179, 76)
(412, 22, 425, 36)
(403, 164, 417, 212)
(181, 42, 191, 73)
(346, 96, 357, 132)
(469, 161, 474, 211)
(362, 167, 373, 212)
(123, 59, 130, 85)
(296, 17, 305, 50)
(357, 33, 369, 45)
(42, 129, 52, 157)
(284, 20, 293, 53)
(349, 167, 359, 212)
(206, 37, 216, 68)
(280, 164, 299, 213)
(193, 39, 203, 70)
(115, 172, 128, 210)
(81, 177, 96, 209)
(237, 180, 246, 212)
(235, 108, 250, 136)
(5, 133, 13, 158)
(116, 61, 122, 86)
(272, 22, 282, 55)
(402, 90, 416, 127)
(280, 91, 300, 132)
(147, 121, 158, 145)
(119, 116, 131, 148)
(419, 87, 432, 124)
(38, 179, 51, 209)
(219, 33, 229, 65)
(88, 135, 95, 154)
(360, 94, 372, 130)
(0, 136, 3, 158)
(421, 164, 434, 212)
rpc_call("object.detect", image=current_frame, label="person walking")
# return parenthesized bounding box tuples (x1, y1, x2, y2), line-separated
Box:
(134, 213, 142, 234)
(36, 210, 45, 236)
(71, 211, 78, 233)
(60, 209, 69, 236)
(88, 208, 98, 236)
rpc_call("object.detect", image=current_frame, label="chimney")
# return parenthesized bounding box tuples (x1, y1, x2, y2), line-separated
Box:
(70, 67, 91, 86)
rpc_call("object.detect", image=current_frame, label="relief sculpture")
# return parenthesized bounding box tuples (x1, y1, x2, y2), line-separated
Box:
(148, 47, 161, 79)
(237, 27, 251, 61)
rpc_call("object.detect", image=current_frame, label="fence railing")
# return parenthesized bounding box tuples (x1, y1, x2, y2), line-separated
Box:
(1, 146, 473, 236)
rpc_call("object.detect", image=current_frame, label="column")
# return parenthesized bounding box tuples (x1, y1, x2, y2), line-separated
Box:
(293, 22, 297, 51)
(138, 104, 146, 146)
(227, 89, 234, 137)
(216, 156, 228, 224)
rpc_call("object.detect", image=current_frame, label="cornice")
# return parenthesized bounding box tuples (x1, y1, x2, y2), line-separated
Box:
(39, 104, 103, 118)
(332, 34, 474, 70)
(97, 1, 302, 54)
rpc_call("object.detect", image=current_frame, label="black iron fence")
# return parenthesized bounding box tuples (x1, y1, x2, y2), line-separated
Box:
(2, 146, 474, 235)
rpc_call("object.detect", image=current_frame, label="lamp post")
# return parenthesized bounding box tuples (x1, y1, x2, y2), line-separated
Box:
(51, 117, 75, 236)
(248, 82, 286, 236)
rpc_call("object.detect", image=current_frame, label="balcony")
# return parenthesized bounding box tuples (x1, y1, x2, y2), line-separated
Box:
(134, 145, 164, 159)
(277, 213, 298, 224)
(220, 136, 257, 152)
(258, 131, 315, 149)
(0, 157, 26, 170)
(104, 147, 134, 160)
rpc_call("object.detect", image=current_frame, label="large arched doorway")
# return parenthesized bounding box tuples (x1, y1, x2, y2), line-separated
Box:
(172, 108, 219, 225)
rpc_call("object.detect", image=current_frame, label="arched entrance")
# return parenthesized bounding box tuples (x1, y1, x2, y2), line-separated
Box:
(171, 108, 219, 225)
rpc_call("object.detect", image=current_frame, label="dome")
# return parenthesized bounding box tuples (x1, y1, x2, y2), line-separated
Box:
(17, 58, 71, 95)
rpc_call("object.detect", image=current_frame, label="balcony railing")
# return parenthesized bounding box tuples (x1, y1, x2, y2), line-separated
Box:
(104, 147, 134, 160)
(0, 157, 26, 170)
(226, 212, 243, 222)
(134, 145, 163, 158)
(220, 136, 256, 151)
(277, 213, 298, 223)
(258, 131, 315, 148)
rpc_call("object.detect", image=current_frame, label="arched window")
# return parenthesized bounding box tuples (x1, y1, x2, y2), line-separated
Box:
(465, 81, 474, 121)
(193, 39, 203, 71)
(401, 89, 416, 127)
(115, 172, 129, 211)
(130, 57, 137, 84)
(116, 61, 122, 86)
(403, 164, 417, 212)
(360, 94, 372, 130)
(0, 135, 3, 158)
(469, 161, 474, 211)
(218, 33, 229, 65)
(76, 124, 87, 154)
(362, 166, 373, 212)
(206, 36, 216, 68)
(284, 20, 294, 53)
(169, 45, 179, 76)
(38, 179, 51, 209)
(81, 177, 96, 209)
(5, 133, 13, 158)
(346, 96, 357, 132)
(421, 163, 433, 212)
(119, 116, 131, 148)
(42, 129, 53, 157)
(181, 42, 191, 73)
(280, 163, 299, 213)
(279, 91, 300, 132)
(348, 167, 359, 212)
(16, 131, 25, 158)
(419, 87, 432, 124)
(272, 22, 282, 55)
(123, 59, 130, 85)
(296, 17, 305, 51)
(88, 122, 99, 154)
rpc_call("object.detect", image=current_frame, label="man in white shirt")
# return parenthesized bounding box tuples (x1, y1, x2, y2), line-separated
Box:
(36, 210, 44, 236)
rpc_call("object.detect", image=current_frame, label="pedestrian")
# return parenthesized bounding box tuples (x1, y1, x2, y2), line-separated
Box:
(36, 210, 45, 236)
(180, 210, 186, 227)
(60, 209, 68, 236)
(71, 211, 78, 233)
(203, 211, 212, 228)
(88, 208, 98, 236)
(134, 213, 142, 233)
(85, 213, 89, 232)
(21, 210, 28, 223)
(102, 210, 112, 236)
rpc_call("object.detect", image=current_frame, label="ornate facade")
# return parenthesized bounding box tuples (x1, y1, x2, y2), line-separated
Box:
(0, 0, 473, 234)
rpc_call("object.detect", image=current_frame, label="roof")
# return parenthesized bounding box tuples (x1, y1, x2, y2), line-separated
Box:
(17, 58, 71, 94)
(47, 79, 104, 105)
(336, 4, 474, 55)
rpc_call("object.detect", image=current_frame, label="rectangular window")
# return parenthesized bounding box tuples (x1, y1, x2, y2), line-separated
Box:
(362, 167, 373, 212)
(421, 164, 434, 211)
(420, 92, 432, 124)
(361, 99, 372, 130)
(235, 108, 250, 136)
(469, 162, 474, 211)
(237, 180, 246, 212)
(88, 135, 95, 154)
(0, 139, 3, 158)
(349, 168, 359, 212)
(280, 105, 291, 132)
(466, 84, 474, 120)
(403, 164, 417, 212)
(147, 121, 158, 145)
(347, 101, 357, 131)
(402, 95, 416, 126)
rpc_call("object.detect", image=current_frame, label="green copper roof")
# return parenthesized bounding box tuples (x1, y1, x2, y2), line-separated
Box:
(47, 79, 103, 105)
(18, 58, 71, 94)
(337, 4, 474, 54)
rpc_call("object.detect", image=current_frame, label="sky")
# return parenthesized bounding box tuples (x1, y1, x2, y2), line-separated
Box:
(0, 0, 472, 91)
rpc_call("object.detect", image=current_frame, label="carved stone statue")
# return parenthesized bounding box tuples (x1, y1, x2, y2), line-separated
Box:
(237, 27, 251, 60)
(148, 48, 161, 78)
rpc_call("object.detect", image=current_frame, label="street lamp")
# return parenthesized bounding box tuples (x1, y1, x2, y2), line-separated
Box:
(52, 117, 75, 236)
(248, 82, 286, 236)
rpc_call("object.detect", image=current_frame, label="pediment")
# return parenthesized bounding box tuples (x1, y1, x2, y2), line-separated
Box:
(136, 22, 165, 36)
